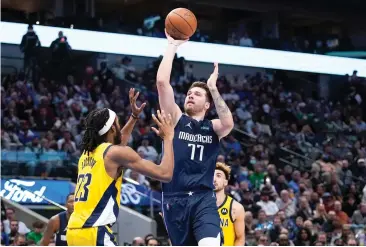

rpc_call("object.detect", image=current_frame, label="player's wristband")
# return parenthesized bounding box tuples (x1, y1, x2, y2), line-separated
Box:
(131, 113, 139, 119)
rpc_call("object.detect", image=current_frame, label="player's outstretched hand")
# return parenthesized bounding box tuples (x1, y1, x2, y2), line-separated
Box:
(151, 110, 174, 141)
(129, 88, 146, 117)
(165, 29, 189, 46)
(207, 63, 219, 90)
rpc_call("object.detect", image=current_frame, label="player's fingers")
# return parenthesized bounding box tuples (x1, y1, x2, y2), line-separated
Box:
(166, 113, 172, 125)
(133, 91, 140, 101)
(139, 102, 147, 110)
(151, 127, 160, 136)
(157, 110, 164, 123)
(129, 88, 134, 99)
(160, 110, 168, 125)
(152, 114, 162, 127)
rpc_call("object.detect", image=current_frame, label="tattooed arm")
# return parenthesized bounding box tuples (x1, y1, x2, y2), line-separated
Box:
(207, 63, 234, 139)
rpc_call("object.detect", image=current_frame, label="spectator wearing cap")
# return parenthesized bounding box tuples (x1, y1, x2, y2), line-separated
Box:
(257, 188, 279, 217)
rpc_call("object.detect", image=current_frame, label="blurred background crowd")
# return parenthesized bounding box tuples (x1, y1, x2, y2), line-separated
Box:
(1, 0, 366, 246)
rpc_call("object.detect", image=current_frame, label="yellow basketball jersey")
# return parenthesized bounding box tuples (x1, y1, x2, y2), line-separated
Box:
(68, 143, 123, 229)
(218, 195, 235, 246)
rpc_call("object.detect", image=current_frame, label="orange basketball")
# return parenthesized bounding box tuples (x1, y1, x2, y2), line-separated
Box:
(165, 8, 197, 40)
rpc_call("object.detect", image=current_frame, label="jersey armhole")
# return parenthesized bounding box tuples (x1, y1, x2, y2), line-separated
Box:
(103, 144, 113, 158)
(229, 198, 235, 223)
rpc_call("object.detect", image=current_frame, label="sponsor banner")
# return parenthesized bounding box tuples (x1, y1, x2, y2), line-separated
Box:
(121, 182, 161, 207)
(0, 178, 74, 205)
(1, 22, 366, 76)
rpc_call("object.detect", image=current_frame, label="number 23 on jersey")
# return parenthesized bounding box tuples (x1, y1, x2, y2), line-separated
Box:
(75, 173, 92, 202)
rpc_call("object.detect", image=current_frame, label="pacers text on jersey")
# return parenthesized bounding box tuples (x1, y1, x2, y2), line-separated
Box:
(81, 157, 97, 170)
(178, 131, 213, 144)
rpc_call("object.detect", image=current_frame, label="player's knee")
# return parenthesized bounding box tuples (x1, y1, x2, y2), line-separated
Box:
(198, 233, 221, 246)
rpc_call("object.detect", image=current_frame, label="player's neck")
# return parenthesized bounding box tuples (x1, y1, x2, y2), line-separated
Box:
(216, 190, 226, 207)
(185, 112, 205, 121)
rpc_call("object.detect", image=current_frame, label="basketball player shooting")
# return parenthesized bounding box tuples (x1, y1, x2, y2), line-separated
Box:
(156, 31, 234, 246)
(66, 89, 175, 246)
(215, 163, 245, 246)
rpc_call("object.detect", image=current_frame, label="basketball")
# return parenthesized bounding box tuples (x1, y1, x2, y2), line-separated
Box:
(165, 8, 197, 40)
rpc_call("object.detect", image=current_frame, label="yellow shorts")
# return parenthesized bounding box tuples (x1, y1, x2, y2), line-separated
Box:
(66, 225, 117, 246)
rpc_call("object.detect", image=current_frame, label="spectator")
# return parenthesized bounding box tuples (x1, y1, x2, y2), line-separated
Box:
(13, 234, 26, 246)
(132, 236, 145, 246)
(26, 221, 44, 244)
(137, 138, 158, 162)
(257, 189, 279, 217)
(3, 209, 30, 235)
(1, 221, 9, 246)
(276, 190, 296, 218)
(146, 238, 159, 246)
(19, 24, 41, 80)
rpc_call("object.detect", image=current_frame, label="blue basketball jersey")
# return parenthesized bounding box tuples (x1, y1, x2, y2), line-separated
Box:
(162, 114, 220, 193)
(55, 211, 68, 246)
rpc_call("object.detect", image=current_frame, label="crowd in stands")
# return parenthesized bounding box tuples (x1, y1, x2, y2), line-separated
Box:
(2, 21, 366, 246)
(2, 8, 355, 55)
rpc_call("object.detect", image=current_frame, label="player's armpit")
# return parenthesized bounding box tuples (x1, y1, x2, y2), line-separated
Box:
(232, 202, 245, 246)
(108, 145, 174, 182)
(211, 119, 234, 140)
(39, 215, 59, 246)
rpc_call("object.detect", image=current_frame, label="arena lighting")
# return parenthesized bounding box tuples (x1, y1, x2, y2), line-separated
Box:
(1, 21, 366, 77)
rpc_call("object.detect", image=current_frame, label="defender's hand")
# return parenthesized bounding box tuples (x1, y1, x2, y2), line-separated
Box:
(129, 88, 146, 117)
(207, 63, 219, 90)
(151, 110, 174, 141)
(165, 29, 189, 47)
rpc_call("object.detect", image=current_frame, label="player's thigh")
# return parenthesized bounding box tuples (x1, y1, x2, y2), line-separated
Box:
(192, 194, 221, 242)
(66, 228, 98, 246)
(162, 198, 193, 245)
(66, 226, 117, 246)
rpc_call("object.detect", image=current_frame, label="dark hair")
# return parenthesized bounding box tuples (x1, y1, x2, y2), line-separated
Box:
(188, 81, 213, 104)
(32, 221, 44, 229)
(80, 109, 110, 154)
(66, 192, 74, 201)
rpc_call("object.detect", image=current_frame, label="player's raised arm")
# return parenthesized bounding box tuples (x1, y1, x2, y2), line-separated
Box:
(108, 110, 174, 182)
(208, 63, 234, 139)
(120, 88, 146, 146)
(156, 30, 187, 125)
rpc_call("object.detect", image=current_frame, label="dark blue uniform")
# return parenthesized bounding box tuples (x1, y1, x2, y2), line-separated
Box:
(55, 211, 68, 246)
(162, 114, 221, 246)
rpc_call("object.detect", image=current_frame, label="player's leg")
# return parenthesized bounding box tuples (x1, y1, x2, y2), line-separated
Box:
(96, 225, 118, 246)
(192, 192, 222, 246)
(162, 196, 194, 245)
(66, 228, 98, 246)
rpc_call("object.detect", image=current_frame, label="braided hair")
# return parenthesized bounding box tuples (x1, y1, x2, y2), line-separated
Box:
(80, 108, 110, 155)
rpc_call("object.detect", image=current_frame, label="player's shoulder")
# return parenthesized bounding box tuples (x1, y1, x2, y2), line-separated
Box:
(49, 213, 61, 228)
(231, 197, 245, 214)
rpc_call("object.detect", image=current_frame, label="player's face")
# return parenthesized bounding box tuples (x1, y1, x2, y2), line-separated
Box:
(184, 87, 210, 115)
(66, 195, 74, 214)
(214, 170, 227, 192)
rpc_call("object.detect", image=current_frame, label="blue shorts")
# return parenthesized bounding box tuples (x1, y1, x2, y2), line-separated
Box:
(162, 190, 221, 246)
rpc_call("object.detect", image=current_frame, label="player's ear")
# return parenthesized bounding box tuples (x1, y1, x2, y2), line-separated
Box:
(224, 179, 228, 187)
(204, 102, 210, 110)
